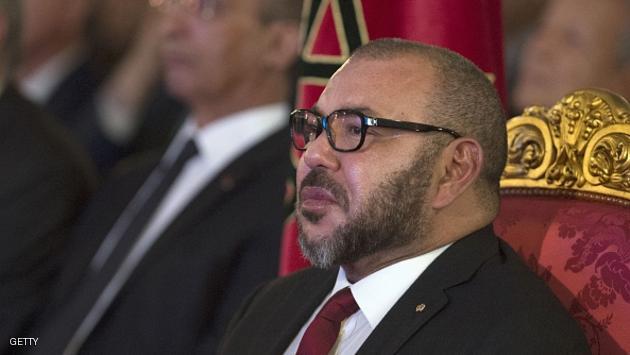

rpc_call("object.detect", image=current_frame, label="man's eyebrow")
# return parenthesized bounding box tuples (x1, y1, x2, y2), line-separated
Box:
(343, 106, 379, 117)
(310, 106, 379, 117)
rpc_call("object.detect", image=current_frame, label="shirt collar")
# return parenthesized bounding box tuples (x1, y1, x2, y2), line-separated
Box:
(18, 45, 85, 104)
(331, 243, 452, 329)
(163, 102, 288, 167)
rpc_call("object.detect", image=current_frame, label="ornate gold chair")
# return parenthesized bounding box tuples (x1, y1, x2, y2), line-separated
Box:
(494, 88, 630, 355)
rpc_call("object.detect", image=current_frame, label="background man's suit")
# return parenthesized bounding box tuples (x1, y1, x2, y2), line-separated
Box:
(0, 85, 96, 355)
(220, 226, 590, 354)
(34, 124, 290, 354)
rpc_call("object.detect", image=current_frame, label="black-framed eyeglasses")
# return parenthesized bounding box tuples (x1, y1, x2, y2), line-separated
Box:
(290, 109, 461, 152)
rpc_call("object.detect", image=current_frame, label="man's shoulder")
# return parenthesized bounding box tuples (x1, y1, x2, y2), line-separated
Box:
(220, 267, 335, 354)
(366, 230, 590, 354)
(0, 86, 97, 190)
(228, 122, 290, 170)
(234, 267, 333, 318)
(439, 236, 589, 351)
(466, 237, 560, 302)
(445, 235, 570, 318)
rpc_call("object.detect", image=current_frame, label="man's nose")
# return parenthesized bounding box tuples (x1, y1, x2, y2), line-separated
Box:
(160, 8, 192, 39)
(302, 133, 341, 172)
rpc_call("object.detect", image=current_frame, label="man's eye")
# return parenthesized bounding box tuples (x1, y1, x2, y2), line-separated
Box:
(345, 124, 362, 136)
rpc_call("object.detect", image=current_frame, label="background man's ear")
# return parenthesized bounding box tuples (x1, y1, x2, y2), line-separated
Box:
(260, 21, 300, 71)
(432, 138, 483, 209)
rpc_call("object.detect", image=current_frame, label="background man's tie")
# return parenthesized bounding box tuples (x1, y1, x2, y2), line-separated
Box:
(297, 287, 360, 355)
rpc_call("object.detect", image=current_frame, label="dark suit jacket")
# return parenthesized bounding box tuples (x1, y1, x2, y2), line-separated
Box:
(0, 85, 96, 355)
(33, 125, 291, 354)
(44, 59, 104, 127)
(220, 226, 590, 355)
(24, 56, 116, 174)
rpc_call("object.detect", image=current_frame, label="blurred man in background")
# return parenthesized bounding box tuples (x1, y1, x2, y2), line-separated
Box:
(15, 0, 183, 174)
(32, 0, 301, 353)
(0, 1, 96, 353)
(512, 0, 630, 112)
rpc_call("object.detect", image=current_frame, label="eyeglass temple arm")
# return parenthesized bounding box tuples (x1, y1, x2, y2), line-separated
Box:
(365, 117, 460, 138)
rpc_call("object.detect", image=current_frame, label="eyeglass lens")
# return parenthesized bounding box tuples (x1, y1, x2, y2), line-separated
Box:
(291, 111, 316, 150)
(291, 111, 364, 151)
(328, 112, 363, 150)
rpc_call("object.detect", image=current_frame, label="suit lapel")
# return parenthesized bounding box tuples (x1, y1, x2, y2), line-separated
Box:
(358, 226, 499, 354)
(265, 269, 337, 355)
(134, 127, 289, 270)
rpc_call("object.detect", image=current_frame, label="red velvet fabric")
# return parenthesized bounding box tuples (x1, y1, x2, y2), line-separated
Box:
(279, 217, 310, 275)
(495, 196, 630, 355)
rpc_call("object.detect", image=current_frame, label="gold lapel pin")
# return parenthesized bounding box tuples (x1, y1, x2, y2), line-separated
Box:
(415, 304, 426, 313)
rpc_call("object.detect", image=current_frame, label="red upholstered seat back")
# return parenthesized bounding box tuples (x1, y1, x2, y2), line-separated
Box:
(496, 88, 630, 355)
(494, 197, 629, 354)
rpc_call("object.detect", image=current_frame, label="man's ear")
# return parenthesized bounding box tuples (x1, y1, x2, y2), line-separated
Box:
(260, 21, 300, 71)
(432, 138, 483, 209)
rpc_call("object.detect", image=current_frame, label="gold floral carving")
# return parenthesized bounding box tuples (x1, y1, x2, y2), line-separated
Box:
(501, 89, 630, 206)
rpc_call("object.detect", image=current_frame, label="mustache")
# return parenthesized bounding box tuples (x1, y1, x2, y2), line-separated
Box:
(299, 168, 349, 212)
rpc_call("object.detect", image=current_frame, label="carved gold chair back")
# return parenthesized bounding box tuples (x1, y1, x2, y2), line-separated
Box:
(495, 88, 630, 354)
(501, 88, 629, 204)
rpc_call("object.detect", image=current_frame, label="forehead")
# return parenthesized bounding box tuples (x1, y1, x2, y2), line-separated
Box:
(316, 56, 435, 118)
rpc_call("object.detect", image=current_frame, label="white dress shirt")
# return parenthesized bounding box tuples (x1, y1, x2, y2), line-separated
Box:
(18, 45, 85, 104)
(284, 243, 451, 355)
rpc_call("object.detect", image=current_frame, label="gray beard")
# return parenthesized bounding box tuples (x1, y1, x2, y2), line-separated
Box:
(297, 146, 438, 269)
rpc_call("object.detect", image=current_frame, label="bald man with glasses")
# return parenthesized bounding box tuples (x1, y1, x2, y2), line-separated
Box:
(220, 39, 589, 355)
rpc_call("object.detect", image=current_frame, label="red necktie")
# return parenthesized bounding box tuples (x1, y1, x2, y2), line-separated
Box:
(297, 287, 360, 355)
